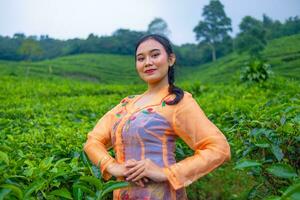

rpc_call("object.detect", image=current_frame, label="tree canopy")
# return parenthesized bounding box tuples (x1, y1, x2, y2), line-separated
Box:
(147, 17, 171, 37)
(193, 0, 232, 61)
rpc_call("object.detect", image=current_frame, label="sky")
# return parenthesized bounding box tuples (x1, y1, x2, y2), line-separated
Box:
(0, 0, 299, 45)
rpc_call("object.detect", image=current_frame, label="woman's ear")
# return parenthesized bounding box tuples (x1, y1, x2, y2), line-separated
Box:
(169, 53, 176, 66)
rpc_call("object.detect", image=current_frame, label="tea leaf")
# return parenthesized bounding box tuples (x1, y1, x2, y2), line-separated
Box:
(266, 163, 298, 179)
(49, 188, 72, 199)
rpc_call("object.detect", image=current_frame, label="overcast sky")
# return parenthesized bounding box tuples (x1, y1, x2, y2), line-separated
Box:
(0, 0, 299, 45)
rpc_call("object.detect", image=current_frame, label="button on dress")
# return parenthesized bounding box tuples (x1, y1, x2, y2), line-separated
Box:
(83, 85, 231, 200)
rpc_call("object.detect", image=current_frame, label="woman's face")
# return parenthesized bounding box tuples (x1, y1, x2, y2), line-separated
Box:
(135, 39, 175, 84)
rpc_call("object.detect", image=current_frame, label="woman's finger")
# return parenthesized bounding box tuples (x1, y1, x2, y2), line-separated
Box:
(126, 164, 145, 181)
(125, 159, 136, 166)
(132, 171, 147, 182)
(124, 159, 141, 168)
(123, 161, 144, 176)
(134, 180, 145, 187)
(134, 177, 148, 187)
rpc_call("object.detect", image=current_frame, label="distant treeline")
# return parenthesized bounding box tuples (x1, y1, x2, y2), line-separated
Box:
(0, 1, 299, 66)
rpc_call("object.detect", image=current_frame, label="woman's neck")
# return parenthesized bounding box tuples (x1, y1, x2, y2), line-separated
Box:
(146, 79, 169, 96)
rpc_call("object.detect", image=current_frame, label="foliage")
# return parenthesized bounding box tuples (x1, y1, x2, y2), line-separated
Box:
(0, 77, 138, 199)
(17, 39, 43, 61)
(0, 72, 299, 199)
(0, 53, 146, 84)
(0, 34, 299, 86)
(193, 0, 232, 61)
(147, 17, 171, 37)
(263, 14, 300, 40)
(182, 77, 300, 199)
(188, 81, 208, 96)
(235, 16, 267, 57)
(173, 43, 211, 66)
(240, 59, 273, 83)
(0, 14, 299, 68)
(175, 34, 300, 85)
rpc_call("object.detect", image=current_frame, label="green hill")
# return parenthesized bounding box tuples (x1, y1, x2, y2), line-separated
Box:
(177, 34, 300, 84)
(0, 34, 299, 84)
(0, 54, 142, 84)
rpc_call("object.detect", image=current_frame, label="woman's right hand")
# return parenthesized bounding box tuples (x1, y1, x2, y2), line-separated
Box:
(106, 161, 127, 177)
(106, 160, 148, 187)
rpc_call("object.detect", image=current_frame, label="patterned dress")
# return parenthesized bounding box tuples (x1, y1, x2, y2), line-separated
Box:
(83, 85, 231, 200)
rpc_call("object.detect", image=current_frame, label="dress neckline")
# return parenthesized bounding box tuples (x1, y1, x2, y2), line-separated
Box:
(129, 85, 171, 112)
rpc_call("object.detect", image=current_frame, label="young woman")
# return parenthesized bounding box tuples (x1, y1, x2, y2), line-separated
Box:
(83, 34, 231, 200)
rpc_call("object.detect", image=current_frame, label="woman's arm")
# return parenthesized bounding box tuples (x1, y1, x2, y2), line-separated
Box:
(163, 93, 231, 190)
(83, 110, 118, 180)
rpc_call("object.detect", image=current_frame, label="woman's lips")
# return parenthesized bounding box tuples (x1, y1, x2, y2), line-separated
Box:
(145, 69, 156, 74)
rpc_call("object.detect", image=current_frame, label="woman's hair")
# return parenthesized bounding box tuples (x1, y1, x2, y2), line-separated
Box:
(134, 34, 184, 105)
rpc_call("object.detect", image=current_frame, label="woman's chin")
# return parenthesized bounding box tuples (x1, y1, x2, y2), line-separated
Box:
(143, 77, 161, 84)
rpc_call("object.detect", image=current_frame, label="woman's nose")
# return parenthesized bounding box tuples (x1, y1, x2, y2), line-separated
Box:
(145, 56, 152, 66)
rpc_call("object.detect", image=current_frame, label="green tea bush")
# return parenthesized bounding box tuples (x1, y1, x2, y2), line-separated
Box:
(240, 59, 273, 83)
(0, 75, 299, 199)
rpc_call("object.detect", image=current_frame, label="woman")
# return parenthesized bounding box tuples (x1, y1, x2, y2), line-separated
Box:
(83, 34, 231, 200)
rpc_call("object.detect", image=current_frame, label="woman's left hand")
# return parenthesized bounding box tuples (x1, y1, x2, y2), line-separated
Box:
(123, 158, 167, 182)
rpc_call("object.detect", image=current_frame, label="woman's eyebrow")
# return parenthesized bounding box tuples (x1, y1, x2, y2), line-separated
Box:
(136, 49, 161, 57)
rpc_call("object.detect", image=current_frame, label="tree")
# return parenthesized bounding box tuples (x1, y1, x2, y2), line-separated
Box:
(112, 29, 145, 54)
(193, 0, 232, 62)
(84, 33, 100, 53)
(262, 14, 283, 40)
(18, 39, 43, 61)
(235, 16, 267, 57)
(13, 33, 26, 40)
(174, 43, 211, 66)
(147, 17, 171, 37)
(282, 16, 300, 36)
(18, 39, 43, 77)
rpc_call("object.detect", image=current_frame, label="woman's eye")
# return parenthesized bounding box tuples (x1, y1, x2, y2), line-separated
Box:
(137, 57, 144, 62)
(152, 53, 159, 58)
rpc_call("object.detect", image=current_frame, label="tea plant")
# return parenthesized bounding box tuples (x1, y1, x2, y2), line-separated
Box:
(240, 59, 273, 83)
(0, 75, 299, 199)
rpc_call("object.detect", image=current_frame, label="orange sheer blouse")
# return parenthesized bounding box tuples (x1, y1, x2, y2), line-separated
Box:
(83, 85, 231, 200)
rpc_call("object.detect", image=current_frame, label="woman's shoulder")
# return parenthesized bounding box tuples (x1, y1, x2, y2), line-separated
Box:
(183, 90, 193, 98)
(179, 90, 194, 104)
(173, 90, 198, 109)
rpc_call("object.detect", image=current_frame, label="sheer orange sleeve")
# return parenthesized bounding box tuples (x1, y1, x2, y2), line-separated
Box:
(163, 93, 231, 190)
(83, 109, 117, 180)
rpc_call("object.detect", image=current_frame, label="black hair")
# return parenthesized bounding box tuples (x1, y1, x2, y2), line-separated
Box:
(134, 34, 184, 105)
